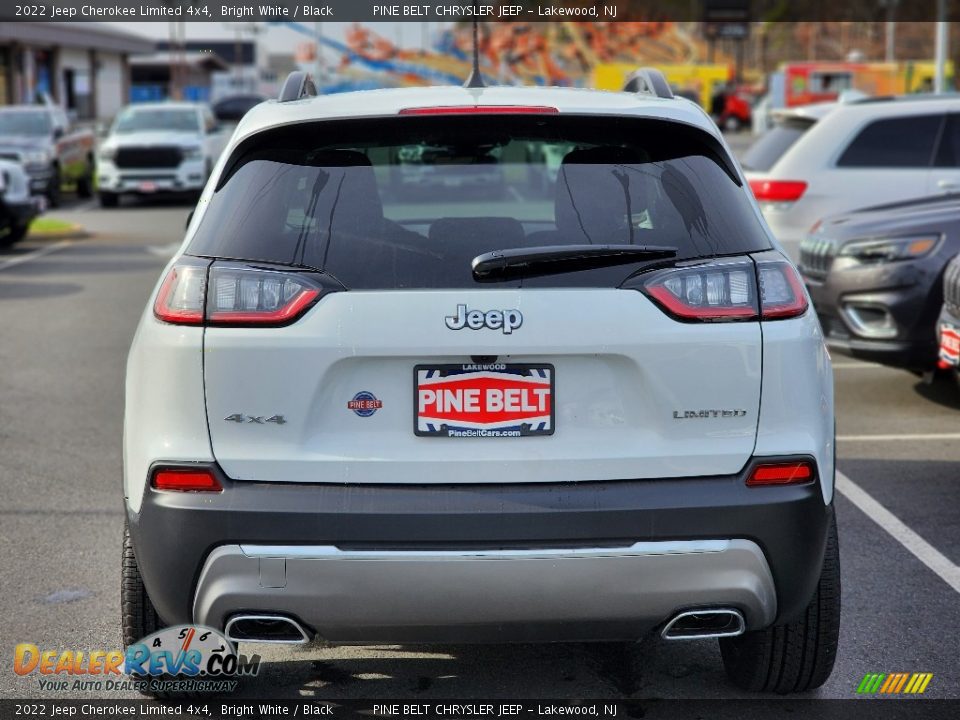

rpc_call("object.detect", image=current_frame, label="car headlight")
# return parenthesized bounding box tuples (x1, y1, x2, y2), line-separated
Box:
(838, 235, 940, 264)
(98, 147, 116, 162)
(23, 150, 49, 165)
(182, 146, 203, 159)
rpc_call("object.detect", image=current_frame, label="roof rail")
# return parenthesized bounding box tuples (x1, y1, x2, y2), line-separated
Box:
(278, 71, 318, 103)
(622, 67, 674, 100)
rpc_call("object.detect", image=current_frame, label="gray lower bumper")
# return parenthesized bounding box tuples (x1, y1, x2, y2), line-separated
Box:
(192, 540, 777, 644)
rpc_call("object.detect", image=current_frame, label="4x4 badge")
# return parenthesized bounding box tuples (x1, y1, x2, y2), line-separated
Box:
(445, 304, 523, 334)
(224, 414, 286, 425)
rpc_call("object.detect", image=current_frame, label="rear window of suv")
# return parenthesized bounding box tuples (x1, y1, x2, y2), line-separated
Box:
(187, 115, 772, 289)
(741, 117, 816, 172)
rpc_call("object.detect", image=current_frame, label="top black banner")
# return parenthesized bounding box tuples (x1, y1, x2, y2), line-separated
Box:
(0, 0, 955, 23)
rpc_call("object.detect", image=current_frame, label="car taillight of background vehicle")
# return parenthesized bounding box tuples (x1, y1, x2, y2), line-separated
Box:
(154, 261, 325, 327)
(748, 179, 807, 210)
(641, 258, 807, 322)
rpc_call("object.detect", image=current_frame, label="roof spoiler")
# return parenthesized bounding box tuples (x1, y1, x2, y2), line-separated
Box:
(622, 68, 674, 100)
(278, 71, 318, 103)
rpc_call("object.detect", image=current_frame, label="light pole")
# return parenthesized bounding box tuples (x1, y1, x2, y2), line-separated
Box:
(934, 0, 948, 93)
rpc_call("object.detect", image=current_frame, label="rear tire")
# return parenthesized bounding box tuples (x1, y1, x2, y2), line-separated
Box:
(720, 509, 840, 693)
(122, 522, 238, 698)
(121, 522, 163, 649)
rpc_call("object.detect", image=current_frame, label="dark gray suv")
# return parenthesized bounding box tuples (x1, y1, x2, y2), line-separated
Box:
(937, 254, 960, 370)
(800, 194, 960, 371)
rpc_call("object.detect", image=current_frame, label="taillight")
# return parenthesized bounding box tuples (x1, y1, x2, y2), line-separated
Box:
(642, 260, 758, 321)
(641, 257, 808, 322)
(153, 261, 325, 327)
(749, 180, 807, 203)
(153, 264, 206, 325)
(746, 460, 814, 487)
(756, 260, 808, 319)
(206, 267, 321, 326)
(152, 468, 222, 492)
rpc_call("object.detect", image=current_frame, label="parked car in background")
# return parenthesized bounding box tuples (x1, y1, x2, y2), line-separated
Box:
(212, 94, 266, 123)
(0, 105, 95, 207)
(741, 101, 836, 183)
(744, 95, 960, 260)
(718, 88, 753, 132)
(0, 158, 44, 245)
(800, 194, 960, 372)
(937, 253, 960, 372)
(96, 102, 228, 207)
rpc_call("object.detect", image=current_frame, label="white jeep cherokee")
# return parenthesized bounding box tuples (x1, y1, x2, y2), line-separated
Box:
(122, 72, 839, 693)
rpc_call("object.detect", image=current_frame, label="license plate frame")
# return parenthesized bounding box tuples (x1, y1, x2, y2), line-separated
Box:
(414, 363, 555, 438)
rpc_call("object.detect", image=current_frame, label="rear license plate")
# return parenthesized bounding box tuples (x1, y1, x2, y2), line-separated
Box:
(939, 325, 960, 367)
(415, 363, 554, 438)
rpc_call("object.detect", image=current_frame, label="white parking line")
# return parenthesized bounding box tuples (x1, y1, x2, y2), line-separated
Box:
(832, 362, 883, 369)
(838, 432, 960, 442)
(836, 471, 960, 595)
(0, 240, 74, 272)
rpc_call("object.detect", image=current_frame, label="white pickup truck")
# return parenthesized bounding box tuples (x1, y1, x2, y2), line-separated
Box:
(96, 102, 228, 207)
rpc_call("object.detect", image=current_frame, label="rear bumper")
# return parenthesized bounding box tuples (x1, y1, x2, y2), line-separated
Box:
(194, 540, 776, 643)
(126, 459, 832, 643)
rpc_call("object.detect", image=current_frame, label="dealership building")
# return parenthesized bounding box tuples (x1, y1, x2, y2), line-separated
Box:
(0, 22, 153, 121)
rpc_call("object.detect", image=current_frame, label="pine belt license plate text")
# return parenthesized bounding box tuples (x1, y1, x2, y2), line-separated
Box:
(415, 364, 554, 438)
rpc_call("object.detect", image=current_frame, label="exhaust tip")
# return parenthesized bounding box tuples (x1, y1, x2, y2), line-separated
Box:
(225, 614, 312, 644)
(661, 608, 745, 640)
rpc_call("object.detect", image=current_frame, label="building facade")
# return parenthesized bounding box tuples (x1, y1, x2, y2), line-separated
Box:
(0, 22, 153, 121)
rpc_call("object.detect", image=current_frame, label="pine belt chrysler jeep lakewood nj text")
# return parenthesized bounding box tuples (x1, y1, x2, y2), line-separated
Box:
(122, 71, 839, 694)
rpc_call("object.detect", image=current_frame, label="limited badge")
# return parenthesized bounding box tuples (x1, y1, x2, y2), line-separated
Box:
(348, 391, 382, 417)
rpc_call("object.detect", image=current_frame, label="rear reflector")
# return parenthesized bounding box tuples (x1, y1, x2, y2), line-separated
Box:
(749, 180, 807, 203)
(746, 461, 814, 487)
(399, 105, 559, 116)
(152, 469, 222, 492)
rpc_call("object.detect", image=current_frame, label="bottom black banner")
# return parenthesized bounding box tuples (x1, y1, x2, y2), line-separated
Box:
(1, 699, 959, 720)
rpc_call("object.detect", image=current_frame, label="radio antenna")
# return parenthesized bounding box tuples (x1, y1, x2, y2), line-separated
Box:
(464, 15, 485, 88)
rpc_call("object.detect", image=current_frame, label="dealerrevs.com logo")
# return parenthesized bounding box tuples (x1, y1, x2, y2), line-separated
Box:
(14, 625, 260, 693)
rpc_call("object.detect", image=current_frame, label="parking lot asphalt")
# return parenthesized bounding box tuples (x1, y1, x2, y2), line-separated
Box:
(1, 190, 959, 705)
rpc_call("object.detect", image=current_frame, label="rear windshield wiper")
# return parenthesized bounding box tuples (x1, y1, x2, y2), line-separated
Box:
(472, 244, 678, 282)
